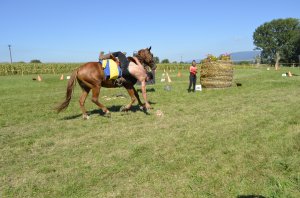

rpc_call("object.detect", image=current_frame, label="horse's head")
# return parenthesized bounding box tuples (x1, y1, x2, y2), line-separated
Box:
(136, 47, 157, 71)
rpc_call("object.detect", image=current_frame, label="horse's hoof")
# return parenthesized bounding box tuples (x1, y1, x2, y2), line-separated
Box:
(83, 115, 90, 120)
(140, 106, 147, 111)
(120, 105, 129, 112)
(104, 111, 111, 118)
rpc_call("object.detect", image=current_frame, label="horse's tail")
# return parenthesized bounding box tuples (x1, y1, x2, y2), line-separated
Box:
(55, 69, 78, 113)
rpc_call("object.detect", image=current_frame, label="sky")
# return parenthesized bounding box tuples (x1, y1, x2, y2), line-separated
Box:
(0, 0, 299, 63)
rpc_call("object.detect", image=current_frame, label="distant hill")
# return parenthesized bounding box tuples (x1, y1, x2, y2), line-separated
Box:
(230, 51, 261, 62)
(185, 51, 261, 63)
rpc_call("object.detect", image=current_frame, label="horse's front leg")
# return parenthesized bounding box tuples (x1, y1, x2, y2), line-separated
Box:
(132, 87, 143, 106)
(120, 86, 145, 112)
(120, 87, 137, 112)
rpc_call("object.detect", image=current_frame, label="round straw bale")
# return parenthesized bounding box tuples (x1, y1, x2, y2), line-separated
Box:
(200, 60, 233, 88)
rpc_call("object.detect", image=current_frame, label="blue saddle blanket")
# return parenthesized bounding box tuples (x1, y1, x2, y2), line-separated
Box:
(99, 59, 122, 80)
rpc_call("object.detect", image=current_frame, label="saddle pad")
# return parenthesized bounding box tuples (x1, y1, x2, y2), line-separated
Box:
(102, 59, 122, 80)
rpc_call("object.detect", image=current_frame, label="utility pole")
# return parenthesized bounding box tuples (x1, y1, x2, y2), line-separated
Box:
(8, 45, 12, 64)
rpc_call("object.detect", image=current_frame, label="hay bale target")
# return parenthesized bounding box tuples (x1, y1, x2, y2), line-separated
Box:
(200, 60, 233, 88)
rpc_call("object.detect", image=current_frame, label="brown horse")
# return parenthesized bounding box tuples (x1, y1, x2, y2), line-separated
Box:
(56, 47, 156, 119)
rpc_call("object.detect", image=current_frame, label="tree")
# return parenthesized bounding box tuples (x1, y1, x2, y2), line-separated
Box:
(154, 56, 160, 64)
(253, 18, 300, 70)
(30, 59, 42, 63)
(161, 59, 169, 64)
(294, 35, 300, 64)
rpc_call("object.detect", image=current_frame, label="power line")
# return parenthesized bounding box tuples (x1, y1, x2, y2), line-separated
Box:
(8, 45, 12, 64)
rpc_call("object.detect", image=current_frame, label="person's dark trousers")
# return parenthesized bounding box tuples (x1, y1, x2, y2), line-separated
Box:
(188, 74, 196, 92)
(111, 52, 130, 76)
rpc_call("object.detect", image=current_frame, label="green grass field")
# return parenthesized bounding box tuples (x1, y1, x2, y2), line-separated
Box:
(1, 67, 300, 197)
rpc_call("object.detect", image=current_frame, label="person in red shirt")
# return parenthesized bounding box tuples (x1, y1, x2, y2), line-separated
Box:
(188, 60, 197, 92)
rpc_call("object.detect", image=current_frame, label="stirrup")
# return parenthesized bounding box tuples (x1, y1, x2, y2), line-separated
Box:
(114, 79, 123, 87)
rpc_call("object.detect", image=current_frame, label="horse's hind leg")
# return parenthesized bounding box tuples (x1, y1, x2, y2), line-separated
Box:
(79, 89, 90, 119)
(91, 86, 110, 117)
(78, 80, 91, 119)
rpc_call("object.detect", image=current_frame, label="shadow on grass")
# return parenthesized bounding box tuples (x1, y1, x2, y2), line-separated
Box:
(61, 103, 154, 120)
(136, 88, 156, 93)
(237, 195, 266, 198)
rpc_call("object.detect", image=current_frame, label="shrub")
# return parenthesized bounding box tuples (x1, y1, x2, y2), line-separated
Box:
(161, 59, 170, 64)
(30, 59, 42, 63)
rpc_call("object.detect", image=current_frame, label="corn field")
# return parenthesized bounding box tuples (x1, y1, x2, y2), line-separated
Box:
(0, 63, 191, 76)
(0, 63, 81, 76)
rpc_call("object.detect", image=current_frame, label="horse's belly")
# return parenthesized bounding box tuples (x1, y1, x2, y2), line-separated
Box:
(101, 81, 116, 88)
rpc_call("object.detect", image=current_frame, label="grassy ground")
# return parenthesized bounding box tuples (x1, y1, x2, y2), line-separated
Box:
(0, 67, 300, 197)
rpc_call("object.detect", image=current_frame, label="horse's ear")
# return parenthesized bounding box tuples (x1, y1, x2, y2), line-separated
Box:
(148, 46, 151, 51)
